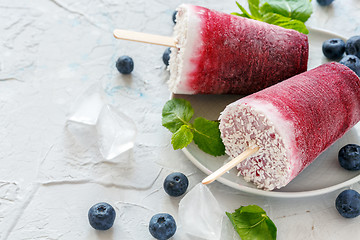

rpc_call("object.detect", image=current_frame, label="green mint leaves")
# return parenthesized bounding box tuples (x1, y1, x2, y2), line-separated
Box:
(232, 0, 313, 34)
(162, 98, 194, 133)
(261, 0, 313, 22)
(261, 13, 309, 34)
(162, 98, 225, 157)
(171, 125, 193, 149)
(226, 205, 277, 240)
(193, 117, 226, 156)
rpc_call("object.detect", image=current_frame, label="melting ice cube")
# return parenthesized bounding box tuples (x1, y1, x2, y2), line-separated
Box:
(66, 84, 104, 147)
(178, 184, 224, 240)
(66, 83, 137, 160)
(67, 83, 105, 125)
(96, 105, 137, 160)
(67, 94, 103, 125)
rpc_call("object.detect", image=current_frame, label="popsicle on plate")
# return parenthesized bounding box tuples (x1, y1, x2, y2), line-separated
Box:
(168, 4, 309, 95)
(219, 62, 360, 190)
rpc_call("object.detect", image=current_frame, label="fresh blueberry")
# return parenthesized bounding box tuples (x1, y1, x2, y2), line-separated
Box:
(116, 55, 134, 74)
(163, 172, 189, 197)
(88, 202, 116, 230)
(345, 36, 360, 58)
(322, 38, 345, 60)
(339, 55, 360, 76)
(338, 144, 360, 170)
(335, 189, 360, 218)
(162, 48, 171, 66)
(316, 0, 334, 6)
(172, 11, 177, 24)
(149, 213, 176, 240)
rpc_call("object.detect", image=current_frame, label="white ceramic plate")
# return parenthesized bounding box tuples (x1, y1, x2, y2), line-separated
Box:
(174, 27, 360, 198)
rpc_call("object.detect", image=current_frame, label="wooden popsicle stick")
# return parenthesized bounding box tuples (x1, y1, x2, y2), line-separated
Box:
(113, 29, 177, 47)
(202, 146, 260, 185)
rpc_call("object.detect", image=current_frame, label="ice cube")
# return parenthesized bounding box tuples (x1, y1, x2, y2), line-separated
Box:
(67, 83, 104, 125)
(96, 105, 137, 160)
(66, 121, 97, 147)
(178, 184, 224, 240)
(66, 83, 137, 160)
(221, 217, 242, 240)
(66, 83, 105, 147)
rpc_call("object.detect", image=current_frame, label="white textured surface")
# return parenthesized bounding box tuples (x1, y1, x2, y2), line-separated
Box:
(1, 0, 360, 239)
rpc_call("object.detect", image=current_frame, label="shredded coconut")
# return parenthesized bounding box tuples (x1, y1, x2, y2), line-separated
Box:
(219, 103, 290, 190)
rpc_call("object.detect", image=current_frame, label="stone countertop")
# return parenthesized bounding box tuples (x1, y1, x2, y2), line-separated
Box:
(1, 0, 360, 239)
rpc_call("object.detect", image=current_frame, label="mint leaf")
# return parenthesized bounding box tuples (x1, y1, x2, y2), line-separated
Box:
(233, 1, 254, 19)
(231, 12, 250, 18)
(231, 0, 312, 34)
(260, 0, 313, 22)
(162, 98, 194, 133)
(248, 0, 262, 19)
(162, 99, 226, 156)
(171, 125, 193, 150)
(262, 13, 309, 34)
(226, 205, 277, 240)
(193, 117, 225, 157)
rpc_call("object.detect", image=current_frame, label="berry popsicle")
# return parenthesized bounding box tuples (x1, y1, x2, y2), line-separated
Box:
(168, 4, 309, 95)
(219, 62, 360, 190)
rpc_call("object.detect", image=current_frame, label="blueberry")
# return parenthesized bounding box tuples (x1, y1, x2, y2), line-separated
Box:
(116, 55, 134, 74)
(338, 144, 360, 170)
(163, 172, 189, 197)
(316, 0, 334, 6)
(335, 189, 360, 218)
(88, 202, 116, 230)
(345, 36, 360, 58)
(172, 11, 177, 24)
(322, 38, 345, 60)
(149, 213, 176, 240)
(162, 48, 171, 66)
(339, 55, 360, 76)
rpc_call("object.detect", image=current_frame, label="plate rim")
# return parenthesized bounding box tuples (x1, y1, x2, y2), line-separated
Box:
(178, 27, 360, 198)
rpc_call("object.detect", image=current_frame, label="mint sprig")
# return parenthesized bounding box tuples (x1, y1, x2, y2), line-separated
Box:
(162, 99, 225, 157)
(262, 13, 309, 34)
(261, 0, 313, 22)
(232, 0, 313, 34)
(226, 205, 277, 240)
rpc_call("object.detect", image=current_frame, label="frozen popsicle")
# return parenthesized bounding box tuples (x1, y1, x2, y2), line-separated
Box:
(218, 62, 360, 190)
(168, 4, 309, 95)
(113, 4, 309, 95)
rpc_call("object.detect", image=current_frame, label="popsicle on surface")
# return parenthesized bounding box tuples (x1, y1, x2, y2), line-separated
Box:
(219, 62, 360, 190)
(168, 4, 309, 95)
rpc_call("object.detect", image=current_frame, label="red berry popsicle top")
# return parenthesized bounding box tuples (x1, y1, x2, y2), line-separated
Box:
(171, 5, 308, 95)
